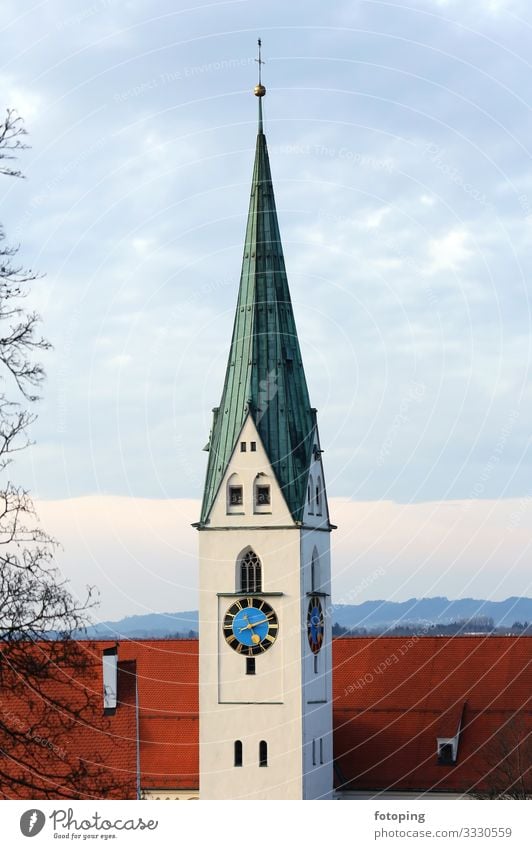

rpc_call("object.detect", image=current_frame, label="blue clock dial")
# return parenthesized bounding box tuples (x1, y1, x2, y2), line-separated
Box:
(223, 598, 278, 656)
(307, 596, 324, 654)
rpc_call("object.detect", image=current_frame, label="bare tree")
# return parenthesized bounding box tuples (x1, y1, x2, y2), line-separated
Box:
(472, 715, 532, 799)
(0, 109, 132, 799)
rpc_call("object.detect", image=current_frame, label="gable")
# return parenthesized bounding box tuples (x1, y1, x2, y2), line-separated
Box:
(205, 413, 295, 528)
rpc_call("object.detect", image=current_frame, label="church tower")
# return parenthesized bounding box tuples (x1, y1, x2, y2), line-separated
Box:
(197, 42, 334, 800)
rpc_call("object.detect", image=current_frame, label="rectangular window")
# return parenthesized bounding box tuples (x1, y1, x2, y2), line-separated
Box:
(246, 657, 255, 675)
(250, 441, 256, 452)
(240, 441, 246, 452)
(229, 486, 243, 506)
(314, 654, 318, 674)
(256, 485, 270, 506)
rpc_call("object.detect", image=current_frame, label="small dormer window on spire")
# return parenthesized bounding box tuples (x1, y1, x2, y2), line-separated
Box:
(254, 474, 271, 513)
(227, 473, 244, 514)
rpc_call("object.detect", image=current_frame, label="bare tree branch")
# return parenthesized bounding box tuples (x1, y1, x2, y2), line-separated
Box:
(0, 108, 129, 799)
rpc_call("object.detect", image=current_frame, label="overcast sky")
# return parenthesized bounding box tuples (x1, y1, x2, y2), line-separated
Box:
(2, 1, 532, 617)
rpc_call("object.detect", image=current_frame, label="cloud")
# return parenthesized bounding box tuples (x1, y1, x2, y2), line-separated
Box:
(426, 228, 473, 273)
(35, 495, 532, 621)
(1, 0, 529, 514)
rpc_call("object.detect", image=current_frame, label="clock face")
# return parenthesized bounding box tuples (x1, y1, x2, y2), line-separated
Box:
(307, 596, 324, 654)
(223, 598, 279, 656)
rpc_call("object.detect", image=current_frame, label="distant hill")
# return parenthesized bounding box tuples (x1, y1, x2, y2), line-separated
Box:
(83, 596, 532, 638)
(330, 596, 532, 629)
(84, 610, 199, 639)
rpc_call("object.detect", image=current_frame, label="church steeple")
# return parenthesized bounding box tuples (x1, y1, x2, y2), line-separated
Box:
(197, 45, 333, 800)
(200, 43, 315, 525)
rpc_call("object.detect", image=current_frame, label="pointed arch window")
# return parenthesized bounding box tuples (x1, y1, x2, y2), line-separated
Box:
(308, 474, 314, 515)
(240, 549, 262, 593)
(316, 476, 323, 516)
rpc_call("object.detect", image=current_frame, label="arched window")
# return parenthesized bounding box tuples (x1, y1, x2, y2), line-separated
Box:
(308, 474, 314, 515)
(234, 740, 243, 767)
(254, 473, 271, 513)
(259, 740, 268, 767)
(227, 472, 244, 514)
(240, 549, 262, 593)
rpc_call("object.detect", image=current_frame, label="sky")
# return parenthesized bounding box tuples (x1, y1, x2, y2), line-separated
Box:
(1, 0, 532, 618)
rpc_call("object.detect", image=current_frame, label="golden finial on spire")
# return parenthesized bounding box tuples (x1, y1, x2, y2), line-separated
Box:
(254, 38, 266, 97)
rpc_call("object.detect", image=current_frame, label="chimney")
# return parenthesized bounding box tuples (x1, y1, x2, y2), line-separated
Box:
(102, 646, 118, 714)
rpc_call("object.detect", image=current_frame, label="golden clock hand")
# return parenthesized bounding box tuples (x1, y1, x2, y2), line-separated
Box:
(238, 617, 269, 632)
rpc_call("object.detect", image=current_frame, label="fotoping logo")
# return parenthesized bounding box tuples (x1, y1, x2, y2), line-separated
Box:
(20, 810, 46, 837)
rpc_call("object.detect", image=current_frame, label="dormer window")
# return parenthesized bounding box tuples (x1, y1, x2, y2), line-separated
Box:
(240, 441, 246, 452)
(227, 473, 244, 514)
(436, 703, 464, 766)
(230, 486, 243, 505)
(254, 474, 271, 513)
(256, 486, 270, 506)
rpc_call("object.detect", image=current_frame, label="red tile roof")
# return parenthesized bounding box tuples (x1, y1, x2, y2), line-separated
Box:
(332, 636, 532, 794)
(2, 635, 529, 797)
(0, 643, 138, 800)
(116, 640, 198, 790)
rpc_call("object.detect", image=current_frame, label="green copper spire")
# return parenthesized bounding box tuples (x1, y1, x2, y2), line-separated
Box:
(200, 44, 315, 524)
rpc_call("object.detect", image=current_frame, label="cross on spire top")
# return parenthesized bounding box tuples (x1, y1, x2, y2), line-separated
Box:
(255, 38, 265, 85)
